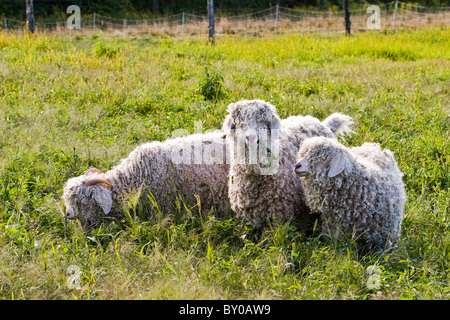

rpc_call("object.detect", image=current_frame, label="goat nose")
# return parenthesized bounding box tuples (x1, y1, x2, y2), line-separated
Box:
(294, 157, 309, 176)
(245, 134, 258, 147)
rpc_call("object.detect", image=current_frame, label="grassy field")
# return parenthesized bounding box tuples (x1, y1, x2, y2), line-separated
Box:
(0, 29, 449, 300)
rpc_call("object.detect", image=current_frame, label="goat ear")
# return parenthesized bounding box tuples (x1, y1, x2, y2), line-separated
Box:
(92, 187, 113, 215)
(98, 198, 112, 215)
(222, 115, 233, 134)
(270, 117, 282, 139)
(328, 153, 347, 178)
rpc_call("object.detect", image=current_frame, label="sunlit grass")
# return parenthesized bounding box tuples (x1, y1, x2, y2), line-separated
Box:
(0, 29, 449, 299)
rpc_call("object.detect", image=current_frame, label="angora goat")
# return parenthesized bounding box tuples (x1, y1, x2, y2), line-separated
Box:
(294, 136, 406, 249)
(222, 99, 353, 228)
(62, 131, 229, 230)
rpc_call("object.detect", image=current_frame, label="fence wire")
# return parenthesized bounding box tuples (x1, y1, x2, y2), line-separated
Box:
(0, 2, 448, 37)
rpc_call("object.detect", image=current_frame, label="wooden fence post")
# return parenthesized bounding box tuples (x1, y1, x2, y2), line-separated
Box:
(208, 0, 215, 45)
(274, 4, 279, 34)
(25, 0, 35, 33)
(181, 12, 185, 36)
(392, 0, 399, 30)
(343, 0, 351, 35)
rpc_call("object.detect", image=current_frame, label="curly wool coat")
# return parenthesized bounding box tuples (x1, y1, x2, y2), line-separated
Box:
(222, 99, 353, 228)
(295, 137, 406, 248)
(62, 131, 230, 230)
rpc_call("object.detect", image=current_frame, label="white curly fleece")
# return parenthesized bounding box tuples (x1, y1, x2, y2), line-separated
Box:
(223, 99, 354, 228)
(296, 137, 406, 248)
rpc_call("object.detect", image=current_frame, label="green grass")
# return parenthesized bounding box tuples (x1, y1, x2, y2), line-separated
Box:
(0, 29, 449, 300)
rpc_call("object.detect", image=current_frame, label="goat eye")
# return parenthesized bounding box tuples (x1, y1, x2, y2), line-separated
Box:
(230, 123, 236, 130)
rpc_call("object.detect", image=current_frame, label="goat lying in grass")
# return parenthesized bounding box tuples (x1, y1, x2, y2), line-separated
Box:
(62, 131, 230, 230)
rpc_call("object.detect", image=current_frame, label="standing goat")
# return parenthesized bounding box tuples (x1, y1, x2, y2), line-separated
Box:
(223, 99, 353, 228)
(294, 137, 406, 249)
